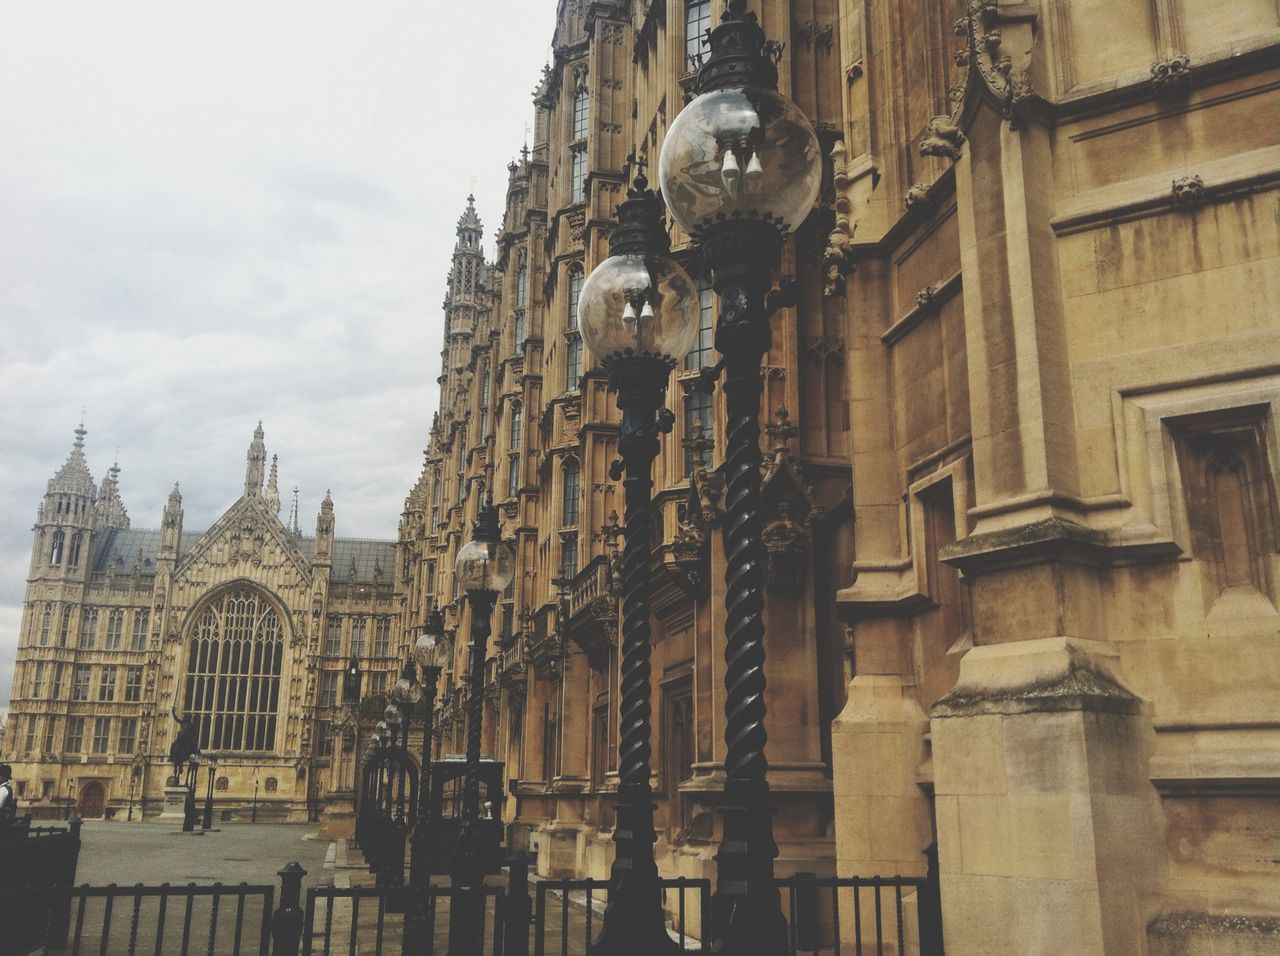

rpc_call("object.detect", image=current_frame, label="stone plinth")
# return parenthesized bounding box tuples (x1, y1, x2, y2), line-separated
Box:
(158, 785, 189, 821)
(318, 789, 357, 840)
(931, 637, 1166, 956)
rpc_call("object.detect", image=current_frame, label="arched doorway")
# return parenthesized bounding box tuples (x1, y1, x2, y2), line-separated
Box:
(79, 781, 106, 818)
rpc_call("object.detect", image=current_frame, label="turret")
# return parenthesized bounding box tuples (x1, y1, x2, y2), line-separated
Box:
(160, 483, 184, 558)
(315, 490, 335, 562)
(31, 421, 99, 581)
(245, 421, 266, 497)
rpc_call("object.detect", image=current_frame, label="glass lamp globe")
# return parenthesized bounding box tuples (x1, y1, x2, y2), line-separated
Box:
(414, 632, 451, 671)
(384, 703, 401, 729)
(658, 87, 822, 238)
(374, 720, 388, 738)
(391, 674, 422, 706)
(455, 536, 515, 594)
(578, 254, 699, 367)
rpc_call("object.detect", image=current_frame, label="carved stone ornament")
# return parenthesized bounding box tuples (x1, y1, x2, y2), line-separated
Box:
(569, 210, 586, 244)
(950, 0, 1038, 131)
(904, 182, 931, 211)
(822, 139, 856, 297)
(1151, 54, 1192, 98)
(1172, 174, 1207, 209)
(670, 502, 709, 595)
(919, 114, 966, 161)
(762, 502, 810, 593)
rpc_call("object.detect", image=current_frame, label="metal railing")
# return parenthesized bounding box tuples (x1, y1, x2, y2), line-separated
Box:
(532, 877, 712, 956)
(5, 881, 276, 956)
(779, 872, 944, 956)
(302, 884, 506, 956)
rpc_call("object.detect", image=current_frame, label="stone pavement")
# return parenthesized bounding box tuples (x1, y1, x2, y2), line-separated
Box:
(75, 818, 336, 889)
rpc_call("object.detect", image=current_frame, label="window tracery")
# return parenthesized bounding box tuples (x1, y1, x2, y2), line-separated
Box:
(182, 587, 284, 752)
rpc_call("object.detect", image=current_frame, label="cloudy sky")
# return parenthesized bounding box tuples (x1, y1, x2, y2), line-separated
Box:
(0, 0, 562, 710)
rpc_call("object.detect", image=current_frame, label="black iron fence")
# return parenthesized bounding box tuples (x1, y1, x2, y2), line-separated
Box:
(301, 883, 507, 956)
(532, 877, 712, 955)
(1, 839, 943, 956)
(6, 881, 276, 956)
(779, 872, 944, 955)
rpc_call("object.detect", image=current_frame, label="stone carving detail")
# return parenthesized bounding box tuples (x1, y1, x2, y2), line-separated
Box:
(759, 407, 818, 594)
(822, 139, 855, 297)
(794, 20, 834, 49)
(568, 210, 586, 243)
(919, 115, 966, 160)
(951, 0, 1038, 130)
(904, 182, 931, 211)
(1172, 175, 1206, 209)
(1151, 55, 1192, 98)
(916, 286, 939, 310)
(762, 502, 809, 593)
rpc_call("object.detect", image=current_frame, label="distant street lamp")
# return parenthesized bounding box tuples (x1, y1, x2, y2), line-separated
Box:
(577, 157, 698, 955)
(252, 771, 260, 825)
(202, 755, 218, 831)
(447, 498, 513, 955)
(657, 2, 822, 951)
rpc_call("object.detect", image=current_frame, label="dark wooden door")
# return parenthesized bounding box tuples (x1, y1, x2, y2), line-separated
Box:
(79, 781, 105, 818)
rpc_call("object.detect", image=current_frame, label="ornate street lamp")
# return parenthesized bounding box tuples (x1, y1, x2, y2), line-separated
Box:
(657, 2, 822, 953)
(577, 158, 699, 955)
(399, 606, 452, 954)
(448, 498, 514, 954)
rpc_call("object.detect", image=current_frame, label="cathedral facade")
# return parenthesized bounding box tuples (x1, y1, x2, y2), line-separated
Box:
(398, 1, 1279, 953)
(1, 423, 402, 821)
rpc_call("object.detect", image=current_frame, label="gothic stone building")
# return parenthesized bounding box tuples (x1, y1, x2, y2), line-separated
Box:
(399, 1, 1279, 954)
(1, 423, 403, 822)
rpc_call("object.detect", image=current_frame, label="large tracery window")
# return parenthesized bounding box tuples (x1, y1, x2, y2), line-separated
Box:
(183, 588, 284, 752)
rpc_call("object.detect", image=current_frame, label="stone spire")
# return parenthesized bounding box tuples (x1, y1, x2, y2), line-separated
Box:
(245, 421, 266, 497)
(48, 419, 96, 498)
(288, 486, 302, 536)
(265, 454, 281, 513)
(94, 456, 130, 530)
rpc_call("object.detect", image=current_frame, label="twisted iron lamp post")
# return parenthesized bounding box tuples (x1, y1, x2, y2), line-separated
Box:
(658, 2, 822, 952)
(399, 606, 450, 954)
(447, 498, 513, 955)
(577, 158, 700, 955)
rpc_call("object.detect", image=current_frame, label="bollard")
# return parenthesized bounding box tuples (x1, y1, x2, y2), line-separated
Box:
(270, 862, 307, 956)
(501, 850, 532, 956)
(793, 871, 819, 952)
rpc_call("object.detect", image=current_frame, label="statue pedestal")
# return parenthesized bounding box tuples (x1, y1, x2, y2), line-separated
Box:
(318, 790, 357, 840)
(158, 785, 189, 821)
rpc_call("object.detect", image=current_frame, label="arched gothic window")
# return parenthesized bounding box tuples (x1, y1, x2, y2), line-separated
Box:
(183, 588, 284, 752)
(50, 530, 65, 566)
(68, 532, 83, 567)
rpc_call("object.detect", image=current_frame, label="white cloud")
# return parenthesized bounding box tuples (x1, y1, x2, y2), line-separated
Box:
(0, 0, 561, 706)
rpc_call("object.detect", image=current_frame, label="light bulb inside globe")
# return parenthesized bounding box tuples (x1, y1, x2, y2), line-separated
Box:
(659, 87, 821, 238)
(578, 253, 699, 368)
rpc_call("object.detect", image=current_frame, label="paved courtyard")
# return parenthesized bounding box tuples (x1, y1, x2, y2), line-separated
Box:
(75, 818, 336, 889)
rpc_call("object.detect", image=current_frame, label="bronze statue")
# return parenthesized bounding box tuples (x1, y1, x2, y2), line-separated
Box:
(169, 708, 200, 779)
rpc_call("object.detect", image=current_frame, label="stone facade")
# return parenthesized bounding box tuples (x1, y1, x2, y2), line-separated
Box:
(0, 423, 403, 823)
(400, 2, 1279, 954)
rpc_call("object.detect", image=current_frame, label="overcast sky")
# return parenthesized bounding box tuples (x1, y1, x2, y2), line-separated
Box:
(0, 0, 562, 711)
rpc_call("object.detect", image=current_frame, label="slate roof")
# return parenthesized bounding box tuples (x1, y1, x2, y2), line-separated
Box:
(88, 527, 396, 585)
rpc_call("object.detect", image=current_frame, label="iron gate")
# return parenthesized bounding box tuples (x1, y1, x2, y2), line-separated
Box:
(302, 884, 506, 956)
